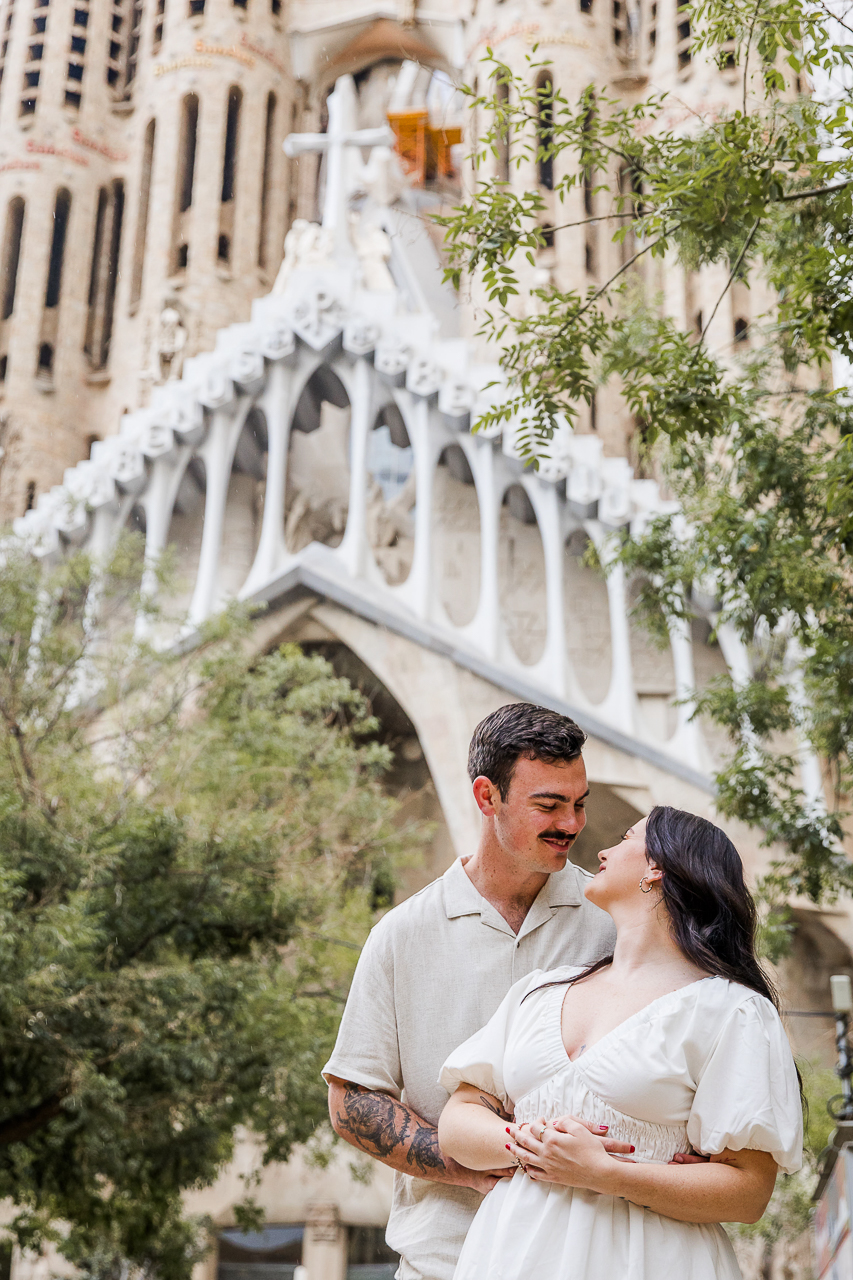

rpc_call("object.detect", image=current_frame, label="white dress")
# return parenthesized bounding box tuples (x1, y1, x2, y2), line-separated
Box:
(439, 967, 803, 1280)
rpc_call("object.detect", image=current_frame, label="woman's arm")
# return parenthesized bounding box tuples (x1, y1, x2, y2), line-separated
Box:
(439, 1087, 636, 1174)
(437, 1084, 516, 1172)
(507, 1118, 777, 1224)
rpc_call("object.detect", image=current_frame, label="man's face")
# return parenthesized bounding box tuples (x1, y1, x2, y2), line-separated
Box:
(475, 755, 589, 874)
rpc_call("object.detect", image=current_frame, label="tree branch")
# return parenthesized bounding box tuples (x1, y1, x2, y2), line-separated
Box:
(0, 1089, 69, 1146)
(571, 226, 675, 324)
(776, 177, 853, 202)
(698, 217, 761, 347)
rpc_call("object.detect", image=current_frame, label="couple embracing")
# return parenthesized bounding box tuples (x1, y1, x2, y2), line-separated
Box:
(324, 703, 802, 1280)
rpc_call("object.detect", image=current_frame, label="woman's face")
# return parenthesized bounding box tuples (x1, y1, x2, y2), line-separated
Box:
(584, 815, 662, 908)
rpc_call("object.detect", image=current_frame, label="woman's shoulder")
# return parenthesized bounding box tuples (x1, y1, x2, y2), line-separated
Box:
(689, 975, 786, 1037)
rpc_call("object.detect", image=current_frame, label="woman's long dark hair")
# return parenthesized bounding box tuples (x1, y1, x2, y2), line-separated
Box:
(528, 805, 779, 1008)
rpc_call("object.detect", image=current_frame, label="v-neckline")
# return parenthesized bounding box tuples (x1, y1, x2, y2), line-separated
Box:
(556, 975, 715, 1065)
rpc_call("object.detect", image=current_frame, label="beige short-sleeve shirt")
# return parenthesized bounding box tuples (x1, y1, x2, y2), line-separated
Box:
(322, 857, 616, 1280)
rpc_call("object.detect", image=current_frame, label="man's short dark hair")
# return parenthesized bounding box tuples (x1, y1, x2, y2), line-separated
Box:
(467, 703, 587, 800)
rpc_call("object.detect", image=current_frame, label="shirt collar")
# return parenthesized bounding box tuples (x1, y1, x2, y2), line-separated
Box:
(442, 857, 585, 920)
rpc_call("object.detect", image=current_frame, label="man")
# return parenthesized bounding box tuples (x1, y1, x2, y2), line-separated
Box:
(323, 703, 618, 1280)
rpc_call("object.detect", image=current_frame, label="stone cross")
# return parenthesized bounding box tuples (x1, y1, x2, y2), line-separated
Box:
(283, 75, 394, 258)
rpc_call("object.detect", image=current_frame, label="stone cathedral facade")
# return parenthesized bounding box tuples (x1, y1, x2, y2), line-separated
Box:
(0, 3, 849, 1279)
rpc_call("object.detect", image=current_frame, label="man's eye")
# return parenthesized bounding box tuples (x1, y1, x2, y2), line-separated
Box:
(538, 804, 556, 812)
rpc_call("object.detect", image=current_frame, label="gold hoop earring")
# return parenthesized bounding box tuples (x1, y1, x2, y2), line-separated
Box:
(639, 876, 654, 893)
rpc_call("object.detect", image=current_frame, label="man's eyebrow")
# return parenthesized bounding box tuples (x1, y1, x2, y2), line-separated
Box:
(530, 788, 591, 802)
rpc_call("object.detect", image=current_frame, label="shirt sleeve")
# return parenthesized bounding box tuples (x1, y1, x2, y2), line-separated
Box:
(686, 995, 803, 1175)
(437, 970, 549, 1112)
(321, 923, 402, 1098)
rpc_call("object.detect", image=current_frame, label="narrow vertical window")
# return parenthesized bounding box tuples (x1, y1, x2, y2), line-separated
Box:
(258, 91, 276, 268)
(65, 2, 88, 108)
(153, 0, 165, 51)
(106, 0, 122, 87)
(0, 0, 18, 86)
(189, 0, 205, 12)
(125, 0, 142, 90)
(218, 85, 242, 263)
(45, 189, 71, 308)
(676, 0, 691, 68)
(130, 118, 155, 308)
(536, 73, 553, 191)
(86, 181, 124, 368)
(24, 479, 36, 511)
(171, 93, 198, 272)
(1, 196, 25, 319)
(648, 1, 657, 54)
(20, 0, 48, 115)
(494, 77, 510, 183)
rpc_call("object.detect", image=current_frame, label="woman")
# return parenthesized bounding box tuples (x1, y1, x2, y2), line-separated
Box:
(437, 806, 803, 1280)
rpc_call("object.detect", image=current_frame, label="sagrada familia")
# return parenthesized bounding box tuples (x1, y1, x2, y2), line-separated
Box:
(0, 0, 847, 1276)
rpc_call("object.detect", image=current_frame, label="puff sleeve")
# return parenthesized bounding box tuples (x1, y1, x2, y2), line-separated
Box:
(438, 969, 551, 1112)
(687, 995, 803, 1175)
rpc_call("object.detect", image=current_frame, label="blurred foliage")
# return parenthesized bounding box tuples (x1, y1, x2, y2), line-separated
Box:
(727, 1061, 837, 1256)
(439, 0, 853, 906)
(0, 535, 417, 1280)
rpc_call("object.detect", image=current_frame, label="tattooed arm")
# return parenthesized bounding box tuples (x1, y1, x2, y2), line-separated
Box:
(327, 1076, 513, 1194)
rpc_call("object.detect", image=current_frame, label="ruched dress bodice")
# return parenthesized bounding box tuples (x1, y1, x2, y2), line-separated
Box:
(439, 967, 803, 1280)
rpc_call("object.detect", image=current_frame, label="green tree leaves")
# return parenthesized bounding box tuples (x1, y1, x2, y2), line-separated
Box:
(0, 540, 412, 1280)
(442, 0, 853, 903)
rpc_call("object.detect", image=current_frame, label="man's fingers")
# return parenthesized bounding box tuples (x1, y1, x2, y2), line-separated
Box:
(602, 1138, 635, 1154)
(670, 1152, 710, 1165)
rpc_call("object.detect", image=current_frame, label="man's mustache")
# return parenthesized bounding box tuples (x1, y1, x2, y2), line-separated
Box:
(538, 831, 577, 843)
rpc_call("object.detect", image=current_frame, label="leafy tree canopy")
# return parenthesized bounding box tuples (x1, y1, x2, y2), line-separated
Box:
(0, 538, 411, 1280)
(441, 0, 853, 907)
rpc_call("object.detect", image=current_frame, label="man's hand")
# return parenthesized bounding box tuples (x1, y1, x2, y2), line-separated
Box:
(444, 1155, 513, 1194)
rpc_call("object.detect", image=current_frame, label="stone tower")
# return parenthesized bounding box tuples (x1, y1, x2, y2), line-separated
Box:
(0, 0, 295, 520)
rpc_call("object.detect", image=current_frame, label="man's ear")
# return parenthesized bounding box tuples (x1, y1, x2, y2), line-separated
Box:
(472, 775, 499, 817)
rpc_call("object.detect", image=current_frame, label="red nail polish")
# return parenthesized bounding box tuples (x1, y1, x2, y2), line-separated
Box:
(599, 1125, 608, 1131)
(505, 1127, 511, 1134)
(505, 1143, 511, 1150)
(630, 1145, 636, 1153)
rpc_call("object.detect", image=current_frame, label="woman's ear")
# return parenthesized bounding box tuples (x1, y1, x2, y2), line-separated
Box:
(644, 862, 663, 884)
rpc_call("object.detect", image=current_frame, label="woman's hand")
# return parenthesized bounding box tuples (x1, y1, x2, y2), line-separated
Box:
(506, 1116, 634, 1189)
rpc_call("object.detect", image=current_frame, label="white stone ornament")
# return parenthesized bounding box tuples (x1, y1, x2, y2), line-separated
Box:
(438, 381, 474, 430)
(257, 322, 295, 362)
(153, 393, 206, 447)
(374, 341, 410, 386)
(230, 348, 265, 396)
(141, 422, 177, 464)
(290, 289, 346, 352)
(109, 446, 147, 495)
(198, 370, 236, 412)
(566, 434, 603, 518)
(53, 489, 90, 544)
(406, 355, 443, 400)
(598, 456, 634, 529)
(342, 319, 380, 359)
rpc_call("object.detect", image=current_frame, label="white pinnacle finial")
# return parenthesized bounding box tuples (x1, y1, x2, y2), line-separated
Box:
(283, 75, 395, 259)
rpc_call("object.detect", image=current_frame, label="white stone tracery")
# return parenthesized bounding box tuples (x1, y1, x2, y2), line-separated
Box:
(11, 76, 745, 790)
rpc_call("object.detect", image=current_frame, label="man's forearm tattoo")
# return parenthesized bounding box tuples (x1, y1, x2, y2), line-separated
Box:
(336, 1082, 447, 1175)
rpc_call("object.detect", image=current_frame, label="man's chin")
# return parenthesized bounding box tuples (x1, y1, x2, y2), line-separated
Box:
(539, 842, 573, 867)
